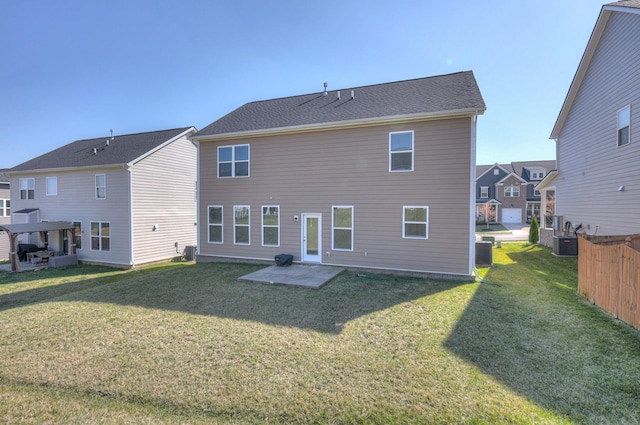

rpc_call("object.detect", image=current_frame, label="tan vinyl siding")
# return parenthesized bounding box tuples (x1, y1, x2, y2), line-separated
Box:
(9, 168, 132, 266)
(199, 118, 474, 276)
(130, 134, 197, 264)
(557, 12, 640, 235)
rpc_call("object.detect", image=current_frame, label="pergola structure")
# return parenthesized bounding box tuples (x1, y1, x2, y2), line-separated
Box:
(0, 222, 76, 272)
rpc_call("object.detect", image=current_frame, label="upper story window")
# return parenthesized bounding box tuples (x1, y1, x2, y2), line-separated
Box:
(46, 176, 58, 196)
(531, 172, 544, 180)
(480, 186, 489, 198)
(219, 145, 250, 178)
(504, 185, 520, 197)
(389, 131, 414, 172)
(95, 174, 106, 199)
(618, 105, 630, 146)
(0, 199, 9, 217)
(19, 178, 35, 200)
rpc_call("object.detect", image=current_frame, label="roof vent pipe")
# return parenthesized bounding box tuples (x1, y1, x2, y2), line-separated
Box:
(337, 90, 340, 100)
(106, 139, 110, 146)
(110, 129, 114, 140)
(93, 148, 97, 155)
(323, 82, 328, 96)
(351, 90, 355, 99)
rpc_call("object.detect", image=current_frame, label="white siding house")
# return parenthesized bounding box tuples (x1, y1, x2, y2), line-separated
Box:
(550, 1, 640, 236)
(0, 172, 10, 261)
(7, 127, 197, 268)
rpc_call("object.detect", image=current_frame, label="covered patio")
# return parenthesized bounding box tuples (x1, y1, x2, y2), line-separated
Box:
(0, 222, 76, 272)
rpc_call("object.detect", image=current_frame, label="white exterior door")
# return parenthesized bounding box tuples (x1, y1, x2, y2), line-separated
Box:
(302, 213, 322, 263)
(502, 208, 522, 224)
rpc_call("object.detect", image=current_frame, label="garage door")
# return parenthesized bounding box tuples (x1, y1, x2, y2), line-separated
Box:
(502, 208, 522, 223)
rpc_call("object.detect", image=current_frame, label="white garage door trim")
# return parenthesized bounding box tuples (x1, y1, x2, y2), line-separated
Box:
(502, 208, 522, 224)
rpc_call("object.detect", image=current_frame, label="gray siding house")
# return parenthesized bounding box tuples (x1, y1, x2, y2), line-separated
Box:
(7, 127, 197, 267)
(192, 72, 486, 279)
(0, 171, 10, 260)
(549, 0, 640, 236)
(475, 161, 555, 224)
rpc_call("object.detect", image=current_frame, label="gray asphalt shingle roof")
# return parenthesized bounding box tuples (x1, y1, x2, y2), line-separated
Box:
(607, 0, 640, 9)
(194, 71, 485, 138)
(10, 127, 195, 172)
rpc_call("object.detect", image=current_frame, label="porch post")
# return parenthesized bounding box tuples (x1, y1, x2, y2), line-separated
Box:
(9, 233, 20, 273)
(67, 229, 76, 254)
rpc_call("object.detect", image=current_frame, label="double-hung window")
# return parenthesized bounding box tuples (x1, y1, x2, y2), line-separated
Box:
(90, 222, 110, 251)
(505, 185, 520, 197)
(234, 206, 250, 245)
(0, 199, 9, 217)
(262, 206, 279, 246)
(208, 206, 223, 243)
(480, 186, 489, 198)
(95, 174, 106, 199)
(218, 145, 250, 177)
(19, 178, 35, 200)
(618, 105, 631, 146)
(389, 131, 414, 172)
(332, 206, 354, 250)
(403, 206, 428, 239)
(46, 176, 58, 196)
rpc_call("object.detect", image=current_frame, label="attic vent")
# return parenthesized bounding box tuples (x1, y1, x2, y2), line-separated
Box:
(323, 82, 328, 96)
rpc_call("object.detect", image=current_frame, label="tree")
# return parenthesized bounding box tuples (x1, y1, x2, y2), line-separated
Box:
(529, 213, 540, 244)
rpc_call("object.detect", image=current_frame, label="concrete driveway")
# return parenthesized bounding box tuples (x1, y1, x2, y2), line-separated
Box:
(476, 223, 530, 241)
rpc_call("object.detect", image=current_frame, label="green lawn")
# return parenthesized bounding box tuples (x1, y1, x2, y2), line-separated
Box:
(0, 245, 638, 424)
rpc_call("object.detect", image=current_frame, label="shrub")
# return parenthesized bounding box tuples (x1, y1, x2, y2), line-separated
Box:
(529, 214, 540, 244)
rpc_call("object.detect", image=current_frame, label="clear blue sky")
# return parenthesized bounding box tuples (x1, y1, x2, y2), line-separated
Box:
(1, 0, 606, 169)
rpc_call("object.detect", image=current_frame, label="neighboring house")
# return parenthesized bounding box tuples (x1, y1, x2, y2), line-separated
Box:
(0, 170, 10, 261)
(7, 127, 197, 268)
(475, 160, 556, 224)
(191, 72, 486, 280)
(548, 0, 640, 236)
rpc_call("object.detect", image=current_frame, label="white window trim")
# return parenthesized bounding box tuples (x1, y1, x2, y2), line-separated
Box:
(493, 169, 499, 175)
(261, 205, 280, 247)
(480, 186, 489, 198)
(90, 221, 110, 251)
(233, 205, 250, 245)
(403, 206, 429, 239)
(72, 220, 82, 250)
(618, 105, 631, 147)
(46, 176, 58, 196)
(504, 185, 521, 197)
(95, 174, 106, 200)
(332, 205, 354, 251)
(207, 205, 223, 244)
(218, 144, 250, 178)
(0, 199, 9, 217)
(389, 130, 414, 172)
(19, 178, 35, 200)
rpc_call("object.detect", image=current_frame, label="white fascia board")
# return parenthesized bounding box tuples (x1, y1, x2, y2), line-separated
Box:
(7, 164, 124, 175)
(192, 109, 485, 143)
(550, 8, 611, 139)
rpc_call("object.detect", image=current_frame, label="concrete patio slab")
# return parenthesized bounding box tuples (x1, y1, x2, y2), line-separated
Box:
(238, 264, 344, 289)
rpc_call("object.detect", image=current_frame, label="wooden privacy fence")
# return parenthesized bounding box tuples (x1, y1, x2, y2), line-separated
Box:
(578, 235, 640, 331)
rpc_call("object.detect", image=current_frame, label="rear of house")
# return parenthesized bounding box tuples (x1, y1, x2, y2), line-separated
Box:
(550, 1, 640, 235)
(193, 72, 486, 279)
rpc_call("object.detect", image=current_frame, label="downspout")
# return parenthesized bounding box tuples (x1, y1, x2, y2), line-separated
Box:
(125, 164, 135, 268)
(469, 112, 479, 278)
(195, 139, 201, 258)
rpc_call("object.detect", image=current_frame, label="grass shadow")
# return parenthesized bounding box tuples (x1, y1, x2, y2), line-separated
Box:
(444, 245, 640, 423)
(0, 262, 464, 334)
